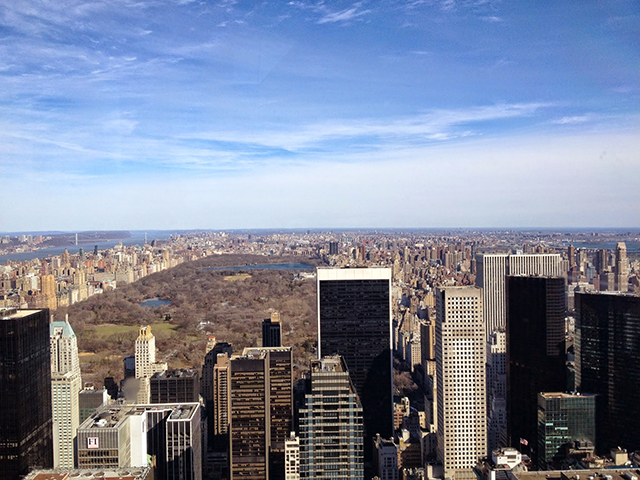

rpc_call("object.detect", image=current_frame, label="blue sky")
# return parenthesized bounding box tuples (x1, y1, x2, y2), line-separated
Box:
(1, 0, 639, 230)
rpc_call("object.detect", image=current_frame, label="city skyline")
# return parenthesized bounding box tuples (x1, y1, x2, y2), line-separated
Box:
(1, 1, 639, 231)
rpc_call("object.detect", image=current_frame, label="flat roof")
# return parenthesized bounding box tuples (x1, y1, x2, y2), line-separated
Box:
(317, 266, 391, 281)
(0, 308, 43, 319)
(540, 392, 598, 399)
(514, 469, 640, 480)
(24, 467, 152, 480)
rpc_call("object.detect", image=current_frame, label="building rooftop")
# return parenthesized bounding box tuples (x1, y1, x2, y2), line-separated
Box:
(540, 392, 598, 399)
(151, 368, 198, 379)
(311, 355, 347, 373)
(79, 403, 199, 430)
(241, 346, 292, 358)
(24, 467, 152, 480)
(513, 468, 640, 480)
(0, 308, 43, 319)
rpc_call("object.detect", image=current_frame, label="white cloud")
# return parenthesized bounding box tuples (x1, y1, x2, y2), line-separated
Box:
(317, 3, 372, 24)
(552, 115, 590, 125)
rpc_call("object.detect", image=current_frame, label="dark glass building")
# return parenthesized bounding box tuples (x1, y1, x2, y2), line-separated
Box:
(201, 339, 233, 450)
(317, 267, 393, 462)
(151, 369, 200, 404)
(0, 308, 53, 480)
(576, 292, 640, 453)
(262, 312, 282, 348)
(506, 276, 566, 459)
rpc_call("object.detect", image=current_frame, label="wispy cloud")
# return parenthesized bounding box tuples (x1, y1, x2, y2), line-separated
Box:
(552, 115, 590, 125)
(180, 103, 555, 151)
(317, 3, 372, 24)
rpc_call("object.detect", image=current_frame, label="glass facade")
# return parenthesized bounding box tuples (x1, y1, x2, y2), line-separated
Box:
(0, 309, 53, 480)
(537, 392, 596, 470)
(576, 292, 640, 453)
(299, 356, 364, 480)
(318, 271, 393, 448)
(506, 276, 567, 460)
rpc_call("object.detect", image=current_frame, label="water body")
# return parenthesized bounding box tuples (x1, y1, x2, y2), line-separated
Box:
(139, 297, 172, 308)
(0, 230, 174, 263)
(202, 263, 315, 272)
(564, 241, 640, 253)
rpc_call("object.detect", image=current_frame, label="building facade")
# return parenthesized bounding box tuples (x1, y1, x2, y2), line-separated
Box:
(262, 311, 282, 348)
(476, 253, 562, 338)
(435, 287, 487, 479)
(506, 276, 566, 459)
(576, 292, 640, 453)
(150, 369, 199, 404)
(299, 356, 364, 480)
(537, 392, 596, 470)
(229, 347, 293, 480)
(0, 308, 54, 480)
(135, 325, 167, 404)
(317, 267, 393, 449)
(50, 316, 82, 469)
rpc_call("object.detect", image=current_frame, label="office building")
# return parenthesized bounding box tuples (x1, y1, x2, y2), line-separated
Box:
(50, 316, 82, 469)
(262, 311, 282, 347)
(506, 276, 566, 458)
(151, 369, 199, 404)
(487, 330, 507, 452)
(77, 405, 148, 469)
(213, 353, 231, 451)
(615, 243, 628, 292)
(317, 267, 393, 449)
(285, 432, 300, 480)
(201, 337, 233, 449)
(79, 386, 109, 423)
(435, 287, 487, 479)
(0, 308, 53, 480)
(229, 347, 293, 480)
(537, 392, 596, 470)
(299, 355, 364, 480)
(78, 403, 201, 480)
(476, 253, 562, 338)
(576, 292, 640, 452)
(135, 325, 167, 404)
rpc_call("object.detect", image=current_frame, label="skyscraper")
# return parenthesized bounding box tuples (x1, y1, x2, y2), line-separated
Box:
(262, 311, 282, 348)
(201, 338, 233, 449)
(506, 276, 566, 457)
(615, 242, 628, 292)
(135, 325, 167, 404)
(317, 267, 393, 449)
(435, 287, 487, 479)
(50, 315, 82, 469)
(0, 308, 53, 480)
(487, 330, 507, 453)
(213, 353, 231, 451)
(575, 292, 640, 453)
(299, 355, 364, 480)
(476, 253, 562, 338)
(229, 347, 293, 480)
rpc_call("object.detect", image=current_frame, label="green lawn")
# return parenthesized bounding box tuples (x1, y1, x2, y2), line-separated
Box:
(90, 322, 178, 338)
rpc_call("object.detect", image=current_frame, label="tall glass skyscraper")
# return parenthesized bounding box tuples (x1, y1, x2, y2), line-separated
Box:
(576, 292, 640, 453)
(299, 355, 363, 480)
(0, 309, 53, 480)
(506, 276, 566, 460)
(317, 267, 393, 448)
